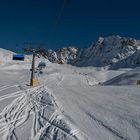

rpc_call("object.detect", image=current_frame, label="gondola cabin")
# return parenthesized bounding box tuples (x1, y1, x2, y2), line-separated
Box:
(13, 54, 25, 61)
(38, 61, 46, 69)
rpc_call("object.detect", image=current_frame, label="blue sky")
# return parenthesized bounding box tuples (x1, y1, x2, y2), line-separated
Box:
(0, 0, 140, 52)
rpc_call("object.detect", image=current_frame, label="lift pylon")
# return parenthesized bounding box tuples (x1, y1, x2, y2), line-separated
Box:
(23, 46, 47, 87)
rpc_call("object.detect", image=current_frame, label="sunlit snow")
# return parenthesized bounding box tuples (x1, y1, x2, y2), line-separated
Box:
(0, 47, 140, 140)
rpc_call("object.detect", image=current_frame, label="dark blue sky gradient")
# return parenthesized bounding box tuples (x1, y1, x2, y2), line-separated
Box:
(0, 0, 140, 51)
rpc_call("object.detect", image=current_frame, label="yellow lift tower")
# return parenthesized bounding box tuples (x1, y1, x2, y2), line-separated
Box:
(23, 46, 47, 87)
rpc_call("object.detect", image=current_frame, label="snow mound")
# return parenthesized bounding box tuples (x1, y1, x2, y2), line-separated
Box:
(0, 48, 14, 64)
(103, 68, 140, 85)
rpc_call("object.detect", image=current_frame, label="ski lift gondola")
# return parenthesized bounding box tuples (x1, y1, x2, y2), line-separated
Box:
(37, 61, 46, 74)
(38, 61, 46, 69)
(13, 54, 25, 61)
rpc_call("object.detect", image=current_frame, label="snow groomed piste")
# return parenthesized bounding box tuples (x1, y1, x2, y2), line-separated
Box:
(0, 62, 140, 140)
(0, 85, 87, 140)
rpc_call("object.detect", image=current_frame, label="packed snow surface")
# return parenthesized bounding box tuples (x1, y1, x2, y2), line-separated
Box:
(0, 47, 140, 140)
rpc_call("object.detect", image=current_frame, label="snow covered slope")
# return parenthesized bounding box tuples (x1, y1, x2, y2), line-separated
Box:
(0, 48, 31, 66)
(103, 67, 140, 85)
(0, 62, 140, 140)
(0, 48, 14, 65)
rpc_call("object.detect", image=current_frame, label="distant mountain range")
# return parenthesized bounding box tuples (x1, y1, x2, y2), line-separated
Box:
(0, 35, 140, 69)
(46, 35, 140, 69)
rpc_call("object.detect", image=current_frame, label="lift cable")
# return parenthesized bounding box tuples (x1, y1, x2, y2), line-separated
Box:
(47, 0, 68, 40)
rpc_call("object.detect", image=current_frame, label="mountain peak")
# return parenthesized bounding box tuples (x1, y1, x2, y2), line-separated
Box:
(46, 35, 140, 69)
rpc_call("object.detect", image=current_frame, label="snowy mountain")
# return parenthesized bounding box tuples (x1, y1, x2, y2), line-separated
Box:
(77, 35, 140, 68)
(47, 47, 78, 64)
(46, 36, 140, 69)
(1, 35, 140, 69)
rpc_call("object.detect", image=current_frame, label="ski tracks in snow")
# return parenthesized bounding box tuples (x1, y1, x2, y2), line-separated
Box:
(0, 85, 87, 140)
